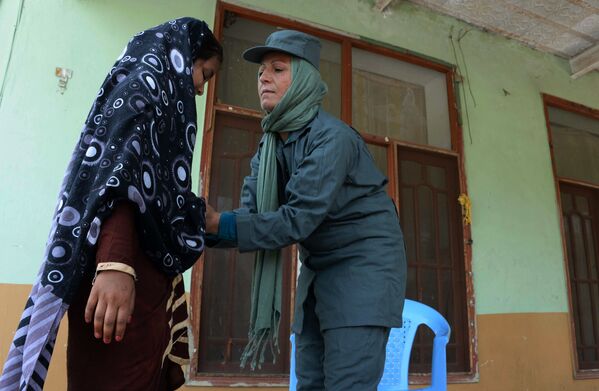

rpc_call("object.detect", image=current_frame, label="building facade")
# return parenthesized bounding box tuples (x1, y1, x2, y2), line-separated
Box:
(1, 0, 599, 390)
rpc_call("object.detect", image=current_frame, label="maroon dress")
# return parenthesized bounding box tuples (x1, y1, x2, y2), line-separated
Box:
(67, 203, 189, 391)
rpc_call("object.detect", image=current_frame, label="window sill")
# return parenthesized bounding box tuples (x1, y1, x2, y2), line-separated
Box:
(409, 371, 479, 385)
(187, 374, 289, 388)
(186, 372, 480, 387)
(574, 369, 599, 380)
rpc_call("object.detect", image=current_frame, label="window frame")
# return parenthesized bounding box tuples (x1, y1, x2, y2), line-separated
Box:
(196, 111, 295, 376)
(190, 0, 477, 385)
(396, 144, 469, 374)
(543, 93, 599, 380)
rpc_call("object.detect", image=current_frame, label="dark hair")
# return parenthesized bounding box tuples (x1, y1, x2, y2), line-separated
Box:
(187, 18, 223, 64)
(197, 37, 223, 63)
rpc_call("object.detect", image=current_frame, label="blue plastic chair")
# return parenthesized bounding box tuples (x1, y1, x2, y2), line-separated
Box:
(289, 334, 298, 390)
(377, 299, 451, 390)
(289, 299, 451, 391)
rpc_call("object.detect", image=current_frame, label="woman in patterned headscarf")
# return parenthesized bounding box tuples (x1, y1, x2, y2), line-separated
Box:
(0, 17, 222, 391)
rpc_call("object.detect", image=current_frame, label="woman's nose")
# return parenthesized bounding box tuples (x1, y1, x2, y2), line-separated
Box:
(259, 70, 271, 83)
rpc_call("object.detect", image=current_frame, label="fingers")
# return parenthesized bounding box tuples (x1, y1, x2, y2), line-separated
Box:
(93, 299, 107, 340)
(128, 289, 136, 324)
(115, 289, 135, 341)
(114, 306, 130, 342)
(86, 271, 136, 343)
(96, 295, 133, 343)
(103, 304, 117, 344)
(85, 287, 99, 324)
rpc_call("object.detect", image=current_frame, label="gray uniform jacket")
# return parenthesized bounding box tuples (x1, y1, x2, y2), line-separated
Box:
(224, 109, 406, 333)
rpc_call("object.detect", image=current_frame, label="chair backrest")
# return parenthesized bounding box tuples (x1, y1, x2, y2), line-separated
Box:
(289, 299, 450, 391)
(289, 334, 297, 390)
(377, 299, 451, 391)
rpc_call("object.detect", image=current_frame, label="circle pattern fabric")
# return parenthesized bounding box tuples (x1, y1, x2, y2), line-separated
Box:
(41, 17, 215, 301)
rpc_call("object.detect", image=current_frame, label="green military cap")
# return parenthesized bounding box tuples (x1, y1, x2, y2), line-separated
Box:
(243, 29, 321, 70)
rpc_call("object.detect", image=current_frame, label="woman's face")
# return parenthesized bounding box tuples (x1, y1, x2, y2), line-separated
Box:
(258, 52, 292, 112)
(192, 56, 220, 96)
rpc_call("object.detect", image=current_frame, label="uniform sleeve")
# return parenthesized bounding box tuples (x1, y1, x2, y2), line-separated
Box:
(96, 201, 138, 268)
(236, 128, 356, 252)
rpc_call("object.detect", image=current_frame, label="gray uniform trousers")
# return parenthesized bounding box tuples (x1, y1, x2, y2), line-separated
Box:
(295, 285, 391, 391)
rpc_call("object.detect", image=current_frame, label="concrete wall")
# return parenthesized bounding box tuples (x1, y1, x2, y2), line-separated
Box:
(1, 0, 599, 389)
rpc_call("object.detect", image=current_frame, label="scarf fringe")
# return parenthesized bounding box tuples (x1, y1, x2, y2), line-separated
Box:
(240, 311, 281, 370)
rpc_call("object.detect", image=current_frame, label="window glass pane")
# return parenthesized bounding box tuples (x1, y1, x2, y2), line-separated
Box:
(352, 48, 450, 149)
(418, 186, 435, 263)
(219, 13, 341, 116)
(428, 166, 446, 189)
(218, 13, 272, 111)
(401, 160, 422, 186)
(401, 187, 416, 262)
(549, 106, 599, 185)
(587, 220, 597, 279)
(366, 143, 388, 178)
(319, 39, 341, 116)
(421, 268, 438, 305)
(438, 193, 450, 264)
(572, 214, 588, 279)
(560, 185, 599, 370)
(578, 283, 595, 348)
(199, 114, 290, 374)
(232, 251, 255, 336)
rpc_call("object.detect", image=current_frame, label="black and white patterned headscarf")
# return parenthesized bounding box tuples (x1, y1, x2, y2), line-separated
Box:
(0, 17, 219, 390)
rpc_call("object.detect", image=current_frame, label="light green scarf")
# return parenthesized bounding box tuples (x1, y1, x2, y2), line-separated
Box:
(240, 58, 328, 369)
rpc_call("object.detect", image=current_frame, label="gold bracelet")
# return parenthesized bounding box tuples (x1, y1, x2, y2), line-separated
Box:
(94, 262, 137, 284)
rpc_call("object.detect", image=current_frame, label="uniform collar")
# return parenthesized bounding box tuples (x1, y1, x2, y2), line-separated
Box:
(283, 108, 323, 145)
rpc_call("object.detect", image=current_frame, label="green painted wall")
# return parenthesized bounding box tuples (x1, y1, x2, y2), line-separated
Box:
(0, 0, 21, 79)
(1, 0, 599, 315)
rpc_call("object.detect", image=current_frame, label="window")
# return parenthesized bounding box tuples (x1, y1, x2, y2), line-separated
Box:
(197, 113, 293, 376)
(352, 47, 451, 149)
(190, 2, 476, 385)
(398, 148, 468, 373)
(544, 95, 599, 376)
(351, 47, 469, 375)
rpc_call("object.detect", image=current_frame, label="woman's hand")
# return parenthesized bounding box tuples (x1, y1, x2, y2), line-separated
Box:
(85, 270, 136, 344)
(206, 204, 220, 234)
